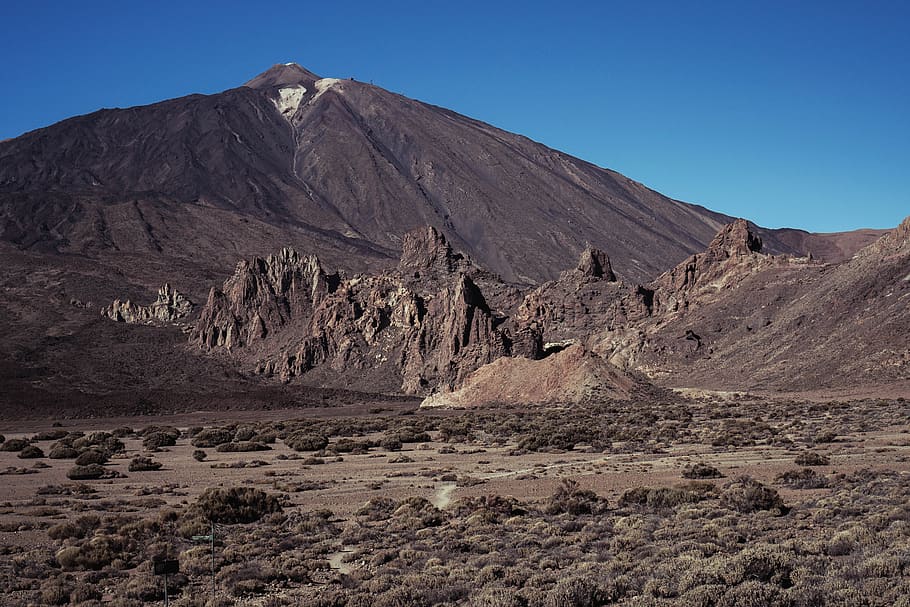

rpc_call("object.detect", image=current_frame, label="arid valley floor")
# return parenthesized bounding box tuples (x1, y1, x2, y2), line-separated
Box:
(1, 393, 909, 606)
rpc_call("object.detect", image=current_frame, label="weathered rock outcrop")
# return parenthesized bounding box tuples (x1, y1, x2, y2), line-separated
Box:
(193, 247, 339, 350)
(102, 284, 193, 325)
(193, 228, 541, 394)
(421, 344, 640, 408)
(516, 246, 648, 344)
(651, 219, 774, 314)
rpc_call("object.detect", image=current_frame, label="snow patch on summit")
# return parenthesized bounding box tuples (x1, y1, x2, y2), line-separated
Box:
(274, 85, 306, 117)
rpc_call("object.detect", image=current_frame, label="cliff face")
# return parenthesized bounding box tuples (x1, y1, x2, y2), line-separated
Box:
(192, 227, 541, 395)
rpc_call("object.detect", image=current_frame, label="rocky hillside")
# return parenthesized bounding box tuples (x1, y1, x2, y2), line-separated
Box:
(0, 63, 871, 287)
(192, 227, 541, 395)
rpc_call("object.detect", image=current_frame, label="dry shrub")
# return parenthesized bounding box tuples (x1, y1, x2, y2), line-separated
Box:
(18, 444, 44, 459)
(75, 449, 108, 466)
(215, 441, 270, 452)
(48, 515, 100, 540)
(188, 487, 283, 525)
(682, 463, 723, 479)
(33, 429, 68, 441)
(721, 476, 787, 514)
(794, 452, 830, 466)
(129, 456, 162, 472)
(192, 449, 207, 461)
(66, 464, 109, 480)
(544, 575, 607, 607)
(546, 479, 609, 515)
(142, 431, 176, 450)
(48, 445, 80, 459)
(776, 468, 828, 489)
(191, 428, 234, 448)
(0, 438, 29, 451)
(619, 483, 716, 511)
(284, 432, 329, 452)
(456, 495, 527, 524)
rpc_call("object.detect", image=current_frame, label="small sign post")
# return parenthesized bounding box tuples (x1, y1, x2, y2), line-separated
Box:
(192, 520, 216, 604)
(153, 558, 179, 607)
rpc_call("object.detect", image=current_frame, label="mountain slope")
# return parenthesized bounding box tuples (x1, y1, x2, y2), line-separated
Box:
(0, 62, 832, 285)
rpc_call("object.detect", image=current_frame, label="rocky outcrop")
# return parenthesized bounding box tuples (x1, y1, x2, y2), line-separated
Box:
(651, 219, 777, 315)
(575, 245, 617, 281)
(193, 229, 541, 394)
(102, 284, 193, 325)
(516, 246, 642, 344)
(193, 247, 339, 350)
(421, 344, 640, 408)
(401, 274, 541, 392)
(398, 226, 467, 279)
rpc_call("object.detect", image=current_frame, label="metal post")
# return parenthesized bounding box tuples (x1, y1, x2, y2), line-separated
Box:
(211, 520, 216, 606)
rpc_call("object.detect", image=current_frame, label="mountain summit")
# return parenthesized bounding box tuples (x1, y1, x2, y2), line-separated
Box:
(244, 63, 321, 89)
(0, 61, 851, 286)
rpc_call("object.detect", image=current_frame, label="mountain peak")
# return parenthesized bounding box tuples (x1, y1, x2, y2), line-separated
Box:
(244, 63, 321, 89)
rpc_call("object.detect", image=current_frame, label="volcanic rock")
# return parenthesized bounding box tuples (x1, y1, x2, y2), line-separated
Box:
(420, 345, 640, 408)
(194, 228, 542, 394)
(102, 283, 193, 325)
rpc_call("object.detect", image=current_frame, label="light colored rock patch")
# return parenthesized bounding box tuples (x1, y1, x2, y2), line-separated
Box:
(312, 78, 342, 102)
(274, 85, 306, 117)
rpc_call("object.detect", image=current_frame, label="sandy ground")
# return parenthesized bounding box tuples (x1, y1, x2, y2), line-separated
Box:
(2, 405, 909, 567)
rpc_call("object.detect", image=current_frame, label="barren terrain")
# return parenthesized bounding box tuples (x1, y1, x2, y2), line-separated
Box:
(1, 395, 908, 606)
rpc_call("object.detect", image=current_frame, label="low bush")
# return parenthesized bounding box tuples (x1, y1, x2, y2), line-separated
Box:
(18, 445, 45, 459)
(795, 451, 830, 466)
(48, 445, 80, 459)
(0, 438, 29, 451)
(142, 432, 176, 450)
(129, 457, 162, 472)
(75, 449, 108, 466)
(188, 487, 283, 524)
(721, 476, 787, 514)
(776, 468, 828, 489)
(192, 449, 207, 462)
(66, 464, 109, 480)
(215, 441, 270, 453)
(682, 462, 723, 479)
(191, 428, 234, 448)
(284, 432, 328, 452)
(546, 479, 609, 515)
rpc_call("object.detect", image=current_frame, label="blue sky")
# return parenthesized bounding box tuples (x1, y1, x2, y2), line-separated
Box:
(1, 1, 907, 232)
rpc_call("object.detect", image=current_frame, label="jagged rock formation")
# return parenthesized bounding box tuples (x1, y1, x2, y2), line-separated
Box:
(516, 246, 649, 345)
(193, 227, 541, 395)
(194, 247, 339, 350)
(598, 216, 910, 391)
(421, 344, 641, 408)
(102, 284, 193, 325)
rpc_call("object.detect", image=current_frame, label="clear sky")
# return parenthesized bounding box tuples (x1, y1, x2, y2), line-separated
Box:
(1, 1, 907, 232)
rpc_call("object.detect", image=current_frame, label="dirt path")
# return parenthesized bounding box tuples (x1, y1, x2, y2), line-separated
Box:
(432, 482, 456, 509)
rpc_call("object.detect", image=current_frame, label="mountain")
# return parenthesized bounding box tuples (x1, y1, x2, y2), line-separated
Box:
(0, 62, 874, 288)
(0, 62, 898, 417)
